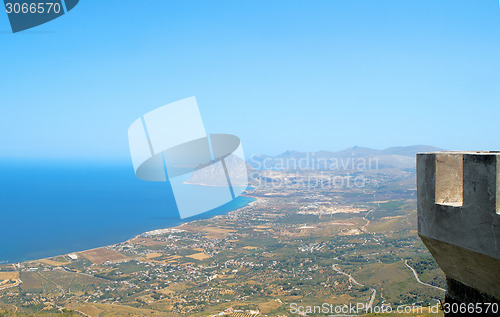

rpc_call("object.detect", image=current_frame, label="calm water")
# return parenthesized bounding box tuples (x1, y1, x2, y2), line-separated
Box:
(0, 160, 255, 264)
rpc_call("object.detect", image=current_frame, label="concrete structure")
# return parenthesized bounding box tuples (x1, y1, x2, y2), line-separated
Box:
(417, 152, 500, 313)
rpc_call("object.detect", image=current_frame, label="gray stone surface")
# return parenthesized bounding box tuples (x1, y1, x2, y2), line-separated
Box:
(417, 152, 500, 301)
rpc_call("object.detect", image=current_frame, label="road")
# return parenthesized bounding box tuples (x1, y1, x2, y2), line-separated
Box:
(0, 279, 22, 291)
(404, 260, 446, 292)
(332, 264, 376, 308)
(361, 209, 374, 232)
(8, 304, 18, 313)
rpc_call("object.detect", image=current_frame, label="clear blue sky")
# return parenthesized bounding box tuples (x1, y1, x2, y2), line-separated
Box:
(1, 0, 500, 160)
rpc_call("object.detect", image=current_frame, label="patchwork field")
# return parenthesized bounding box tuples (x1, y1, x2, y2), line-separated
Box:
(0, 272, 18, 281)
(186, 252, 211, 260)
(38, 259, 70, 267)
(79, 248, 128, 264)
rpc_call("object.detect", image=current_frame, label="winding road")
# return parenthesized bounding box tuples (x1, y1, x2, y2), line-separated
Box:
(332, 264, 377, 308)
(404, 260, 446, 292)
(361, 209, 374, 232)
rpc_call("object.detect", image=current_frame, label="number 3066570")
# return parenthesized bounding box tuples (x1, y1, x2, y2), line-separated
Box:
(5, 2, 61, 14)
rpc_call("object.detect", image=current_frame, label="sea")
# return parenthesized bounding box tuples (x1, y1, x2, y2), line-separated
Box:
(0, 160, 255, 264)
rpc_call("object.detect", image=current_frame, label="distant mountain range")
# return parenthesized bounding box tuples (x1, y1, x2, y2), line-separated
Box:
(249, 145, 443, 171)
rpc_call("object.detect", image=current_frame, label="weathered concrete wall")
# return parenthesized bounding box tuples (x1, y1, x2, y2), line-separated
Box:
(417, 152, 500, 301)
(445, 277, 499, 316)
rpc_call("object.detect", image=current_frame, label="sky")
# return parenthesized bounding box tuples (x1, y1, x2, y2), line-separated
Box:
(1, 0, 500, 160)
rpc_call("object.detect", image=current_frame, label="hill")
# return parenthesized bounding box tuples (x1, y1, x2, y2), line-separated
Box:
(248, 145, 443, 170)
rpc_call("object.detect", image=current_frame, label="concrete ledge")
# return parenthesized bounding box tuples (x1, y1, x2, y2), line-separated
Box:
(417, 152, 500, 259)
(420, 235, 500, 300)
(418, 151, 500, 307)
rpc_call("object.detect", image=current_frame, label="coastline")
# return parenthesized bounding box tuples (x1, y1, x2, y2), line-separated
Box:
(17, 195, 258, 266)
(128, 194, 262, 241)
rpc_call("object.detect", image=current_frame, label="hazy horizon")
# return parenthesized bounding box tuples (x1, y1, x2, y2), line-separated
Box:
(0, 144, 447, 162)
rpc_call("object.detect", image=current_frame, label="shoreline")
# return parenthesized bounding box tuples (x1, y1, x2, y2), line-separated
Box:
(128, 194, 263, 241)
(13, 195, 259, 267)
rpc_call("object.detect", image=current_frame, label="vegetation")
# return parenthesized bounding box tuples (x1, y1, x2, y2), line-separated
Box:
(0, 168, 445, 316)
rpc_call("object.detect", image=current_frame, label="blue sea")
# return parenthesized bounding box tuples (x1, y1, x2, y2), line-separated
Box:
(0, 160, 255, 264)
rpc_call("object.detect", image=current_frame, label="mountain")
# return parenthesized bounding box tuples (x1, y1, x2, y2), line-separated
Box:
(382, 145, 443, 157)
(248, 145, 444, 171)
